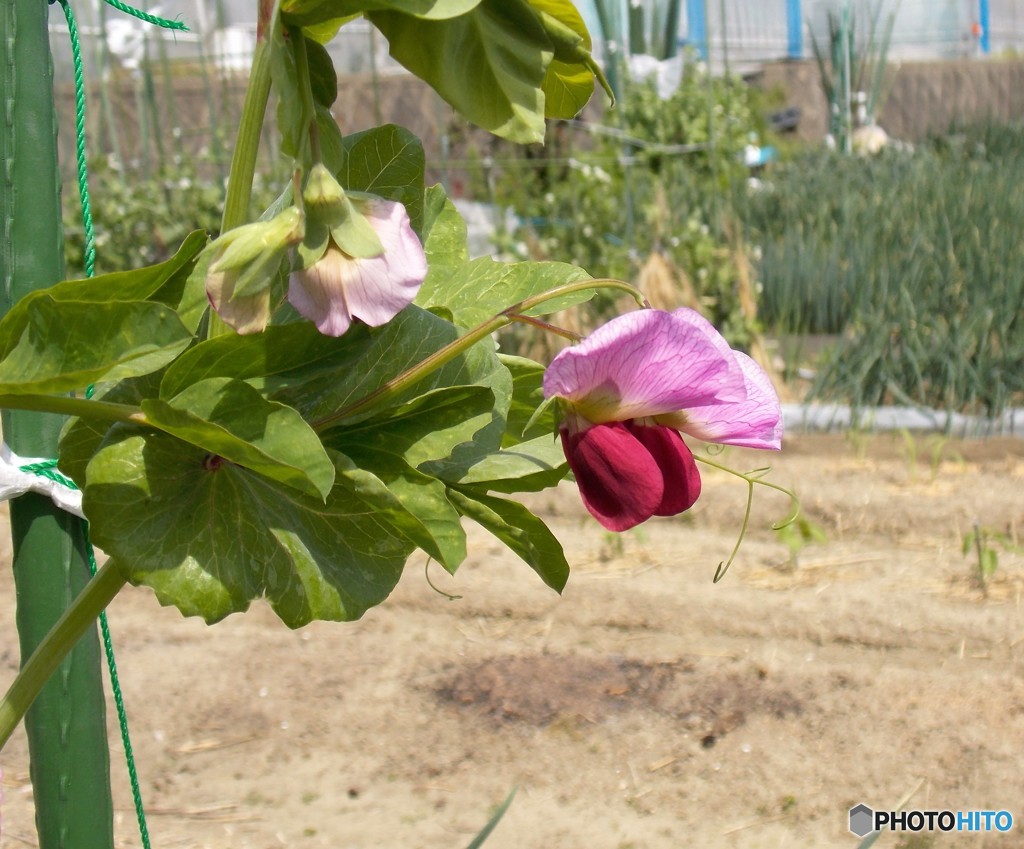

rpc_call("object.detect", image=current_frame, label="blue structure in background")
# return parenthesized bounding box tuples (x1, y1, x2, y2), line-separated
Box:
(686, 0, 708, 60)
(786, 0, 803, 58)
(979, 0, 991, 53)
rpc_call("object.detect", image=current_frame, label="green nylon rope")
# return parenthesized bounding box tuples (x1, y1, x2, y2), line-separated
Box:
(57, 0, 95, 277)
(42, 1, 189, 845)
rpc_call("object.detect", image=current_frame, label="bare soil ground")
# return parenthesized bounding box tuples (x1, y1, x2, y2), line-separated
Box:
(2, 433, 1024, 849)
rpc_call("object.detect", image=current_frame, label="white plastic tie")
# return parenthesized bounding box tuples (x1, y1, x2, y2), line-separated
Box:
(0, 442, 85, 519)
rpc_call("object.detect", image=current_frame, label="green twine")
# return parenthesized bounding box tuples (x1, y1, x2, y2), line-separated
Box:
(56, 0, 95, 277)
(101, 0, 188, 31)
(54, 0, 189, 279)
(43, 0, 189, 844)
(18, 461, 152, 849)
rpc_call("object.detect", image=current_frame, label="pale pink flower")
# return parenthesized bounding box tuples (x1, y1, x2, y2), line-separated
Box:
(543, 308, 782, 531)
(288, 200, 427, 337)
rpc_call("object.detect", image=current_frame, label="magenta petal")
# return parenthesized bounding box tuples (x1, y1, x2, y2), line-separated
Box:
(543, 308, 747, 423)
(561, 422, 664, 532)
(675, 351, 783, 449)
(625, 423, 701, 515)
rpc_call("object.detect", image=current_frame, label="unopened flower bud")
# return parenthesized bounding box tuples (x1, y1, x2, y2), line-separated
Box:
(205, 206, 304, 334)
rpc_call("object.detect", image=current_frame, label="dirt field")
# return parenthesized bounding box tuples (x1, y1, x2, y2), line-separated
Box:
(2, 432, 1023, 849)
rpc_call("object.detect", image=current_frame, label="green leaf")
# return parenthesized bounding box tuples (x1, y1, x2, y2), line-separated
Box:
(306, 38, 338, 107)
(142, 378, 335, 500)
(501, 353, 557, 444)
(160, 321, 371, 399)
(265, 305, 503, 425)
(447, 488, 568, 591)
(529, 0, 597, 117)
(0, 298, 192, 394)
(451, 435, 567, 493)
(84, 432, 419, 625)
(282, 0, 482, 29)
(369, 0, 552, 143)
(0, 230, 205, 337)
(465, 787, 517, 849)
(326, 385, 495, 468)
(543, 57, 595, 118)
(340, 444, 467, 571)
(271, 25, 313, 159)
(340, 125, 426, 234)
(422, 184, 469, 266)
(416, 254, 593, 328)
(58, 372, 163, 487)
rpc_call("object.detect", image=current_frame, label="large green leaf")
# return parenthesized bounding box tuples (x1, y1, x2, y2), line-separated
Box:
(447, 488, 568, 591)
(326, 384, 495, 468)
(340, 125, 425, 234)
(369, 0, 552, 143)
(58, 372, 164, 487)
(451, 435, 567, 493)
(84, 431, 420, 625)
(417, 185, 594, 326)
(282, 0, 481, 28)
(0, 231, 204, 356)
(339, 444, 467, 571)
(265, 305, 506, 426)
(0, 298, 192, 394)
(142, 378, 335, 500)
(416, 254, 593, 328)
(159, 321, 371, 399)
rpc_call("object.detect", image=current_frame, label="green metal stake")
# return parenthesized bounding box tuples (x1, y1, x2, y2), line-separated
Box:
(0, 1, 115, 846)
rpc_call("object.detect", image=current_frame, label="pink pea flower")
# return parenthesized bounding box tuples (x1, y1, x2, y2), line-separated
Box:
(288, 199, 427, 337)
(543, 308, 782, 531)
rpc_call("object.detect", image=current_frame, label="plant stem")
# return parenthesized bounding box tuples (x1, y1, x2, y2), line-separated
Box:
(220, 40, 273, 232)
(313, 278, 645, 429)
(209, 32, 274, 338)
(0, 394, 148, 425)
(0, 559, 127, 750)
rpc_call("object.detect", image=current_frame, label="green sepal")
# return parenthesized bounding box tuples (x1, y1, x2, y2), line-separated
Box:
(299, 163, 384, 262)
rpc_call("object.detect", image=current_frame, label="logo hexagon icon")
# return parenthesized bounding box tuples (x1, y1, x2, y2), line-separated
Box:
(849, 803, 874, 837)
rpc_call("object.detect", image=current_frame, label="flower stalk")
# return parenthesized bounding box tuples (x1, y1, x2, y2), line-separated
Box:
(210, 17, 276, 338)
(313, 278, 645, 429)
